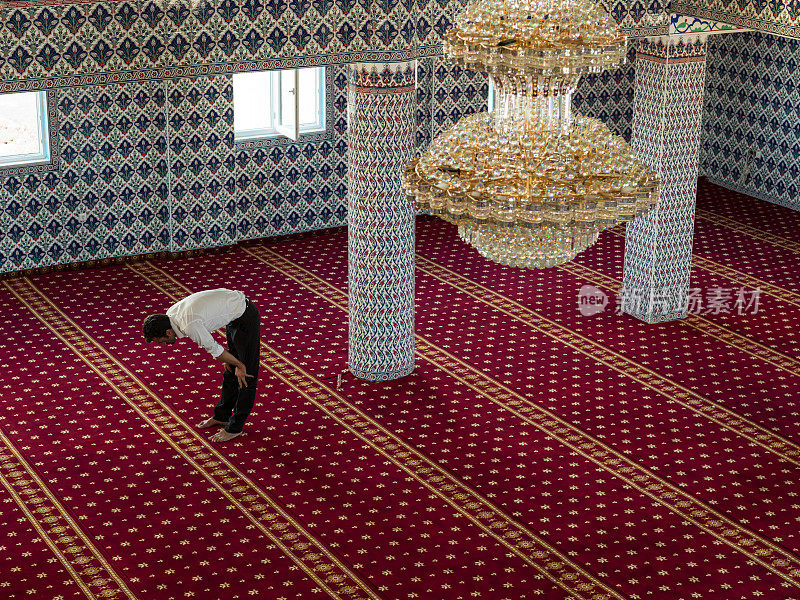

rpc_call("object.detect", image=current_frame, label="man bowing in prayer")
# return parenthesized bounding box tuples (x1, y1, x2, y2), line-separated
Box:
(142, 288, 260, 442)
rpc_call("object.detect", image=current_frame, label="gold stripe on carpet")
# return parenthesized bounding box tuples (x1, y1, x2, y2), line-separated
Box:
(0, 430, 138, 600)
(557, 262, 800, 376)
(691, 255, 800, 307)
(558, 261, 800, 377)
(695, 209, 800, 254)
(606, 229, 800, 309)
(411, 339, 800, 589)
(140, 256, 628, 600)
(3, 277, 381, 600)
(244, 245, 800, 589)
(415, 256, 800, 466)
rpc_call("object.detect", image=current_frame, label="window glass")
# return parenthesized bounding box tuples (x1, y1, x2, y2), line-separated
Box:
(0, 91, 49, 167)
(233, 68, 325, 141)
(277, 68, 299, 140)
(298, 67, 321, 127)
(233, 72, 272, 138)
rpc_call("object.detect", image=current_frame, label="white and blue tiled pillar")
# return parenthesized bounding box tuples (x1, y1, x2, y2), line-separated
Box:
(347, 62, 416, 381)
(622, 36, 708, 323)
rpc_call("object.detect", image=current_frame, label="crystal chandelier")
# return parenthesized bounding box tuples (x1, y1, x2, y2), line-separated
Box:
(403, 0, 660, 269)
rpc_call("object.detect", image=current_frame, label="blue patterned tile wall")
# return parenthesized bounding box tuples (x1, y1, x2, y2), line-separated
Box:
(413, 56, 491, 153)
(0, 63, 638, 273)
(1, 80, 169, 271)
(415, 58, 433, 152)
(168, 75, 238, 251)
(0, 58, 495, 273)
(0, 68, 345, 272)
(0, 0, 374, 85)
(0, 0, 661, 274)
(573, 45, 637, 142)
(235, 64, 349, 239)
(700, 31, 800, 210)
(428, 55, 489, 141)
(0, 0, 665, 90)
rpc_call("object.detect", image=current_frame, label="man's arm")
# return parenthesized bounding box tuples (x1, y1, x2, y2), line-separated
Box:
(215, 350, 254, 388)
(183, 322, 253, 388)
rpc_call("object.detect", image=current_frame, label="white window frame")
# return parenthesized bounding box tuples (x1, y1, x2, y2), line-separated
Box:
(295, 67, 326, 134)
(0, 91, 50, 168)
(234, 67, 326, 142)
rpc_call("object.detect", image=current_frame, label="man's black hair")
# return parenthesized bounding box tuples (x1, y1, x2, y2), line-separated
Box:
(143, 314, 172, 342)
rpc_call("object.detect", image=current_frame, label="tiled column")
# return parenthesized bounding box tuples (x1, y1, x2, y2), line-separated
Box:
(347, 61, 416, 381)
(622, 37, 708, 323)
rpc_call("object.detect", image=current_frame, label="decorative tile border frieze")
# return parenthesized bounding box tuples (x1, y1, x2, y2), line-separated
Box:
(672, 2, 800, 39)
(0, 0, 127, 6)
(0, 0, 671, 89)
(0, 47, 445, 93)
(670, 12, 750, 34)
(637, 36, 709, 62)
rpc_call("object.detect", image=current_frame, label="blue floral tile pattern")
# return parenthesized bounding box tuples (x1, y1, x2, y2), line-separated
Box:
(1, 80, 169, 271)
(701, 31, 800, 210)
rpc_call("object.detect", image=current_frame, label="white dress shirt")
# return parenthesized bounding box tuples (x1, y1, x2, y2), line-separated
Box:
(167, 289, 247, 358)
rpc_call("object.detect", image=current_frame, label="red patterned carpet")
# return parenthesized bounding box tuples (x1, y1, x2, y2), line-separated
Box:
(1, 178, 799, 600)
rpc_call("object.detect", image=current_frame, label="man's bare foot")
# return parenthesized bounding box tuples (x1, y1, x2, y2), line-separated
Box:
(210, 430, 244, 443)
(197, 418, 227, 429)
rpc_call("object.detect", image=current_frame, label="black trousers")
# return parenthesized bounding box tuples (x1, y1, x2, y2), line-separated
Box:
(213, 299, 260, 433)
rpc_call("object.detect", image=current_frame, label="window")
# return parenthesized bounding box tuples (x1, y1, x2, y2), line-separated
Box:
(0, 91, 50, 167)
(233, 67, 326, 142)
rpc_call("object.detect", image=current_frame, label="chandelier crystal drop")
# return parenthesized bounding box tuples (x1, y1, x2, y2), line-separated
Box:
(403, 0, 660, 269)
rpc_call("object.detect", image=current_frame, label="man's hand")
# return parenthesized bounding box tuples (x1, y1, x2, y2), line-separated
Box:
(216, 350, 253, 387)
(234, 365, 254, 388)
